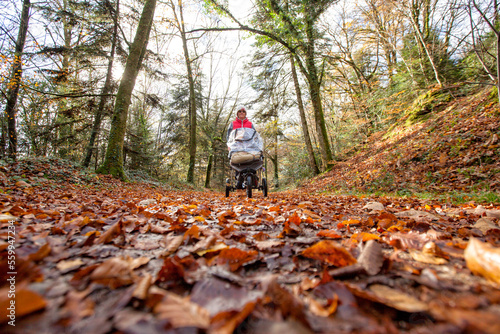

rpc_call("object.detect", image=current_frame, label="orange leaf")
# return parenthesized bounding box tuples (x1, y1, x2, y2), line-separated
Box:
(302, 240, 356, 267)
(342, 219, 361, 225)
(317, 230, 342, 239)
(0, 285, 46, 323)
(216, 248, 258, 271)
(184, 225, 200, 241)
(287, 213, 301, 225)
(351, 232, 380, 243)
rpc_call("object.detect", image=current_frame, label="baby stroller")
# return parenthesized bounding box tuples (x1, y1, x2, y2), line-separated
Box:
(226, 128, 268, 198)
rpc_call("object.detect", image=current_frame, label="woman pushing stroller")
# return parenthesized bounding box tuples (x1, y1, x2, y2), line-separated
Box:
(226, 106, 268, 197)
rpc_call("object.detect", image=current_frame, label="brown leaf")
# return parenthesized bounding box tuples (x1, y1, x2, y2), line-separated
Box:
(28, 243, 51, 262)
(369, 284, 428, 312)
(357, 240, 384, 275)
(303, 293, 338, 317)
(153, 292, 210, 329)
(465, 238, 500, 284)
(89, 256, 148, 289)
(61, 287, 95, 322)
(183, 225, 200, 242)
(351, 232, 380, 243)
(96, 219, 123, 244)
(161, 234, 184, 257)
(263, 277, 309, 327)
(210, 301, 257, 334)
(190, 277, 261, 317)
(422, 241, 449, 259)
(132, 274, 153, 301)
(302, 240, 357, 267)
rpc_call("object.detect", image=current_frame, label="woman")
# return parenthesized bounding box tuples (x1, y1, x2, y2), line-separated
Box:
(226, 106, 255, 147)
(227, 105, 256, 188)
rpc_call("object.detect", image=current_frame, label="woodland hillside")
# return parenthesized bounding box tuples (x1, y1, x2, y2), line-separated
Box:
(304, 84, 500, 204)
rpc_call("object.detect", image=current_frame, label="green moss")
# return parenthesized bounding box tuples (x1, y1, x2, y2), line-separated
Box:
(405, 87, 453, 125)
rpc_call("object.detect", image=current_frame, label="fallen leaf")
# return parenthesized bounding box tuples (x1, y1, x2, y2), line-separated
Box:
(153, 292, 210, 329)
(28, 243, 51, 262)
(0, 213, 17, 222)
(196, 242, 228, 256)
(16, 180, 31, 188)
(96, 219, 123, 244)
(56, 259, 85, 272)
(216, 247, 259, 271)
(0, 285, 46, 323)
(61, 287, 95, 322)
(302, 240, 357, 267)
(369, 284, 428, 312)
(90, 256, 148, 289)
(190, 277, 261, 317)
(132, 274, 153, 300)
(409, 249, 448, 265)
(316, 230, 342, 239)
(464, 238, 500, 284)
(357, 240, 384, 275)
(422, 241, 449, 259)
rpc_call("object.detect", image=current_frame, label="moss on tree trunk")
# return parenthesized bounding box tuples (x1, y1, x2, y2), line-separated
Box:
(97, 0, 156, 180)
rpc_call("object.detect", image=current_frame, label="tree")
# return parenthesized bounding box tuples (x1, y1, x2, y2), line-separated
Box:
(168, 0, 198, 184)
(82, 0, 120, 167)
(3, 0, 31, 160)
(204, 0, 337, 170)
(257, 0, 336, 168)
(97, 0, 156, 179)
(197, 41, 244, 188)
(290, 55, 320, 175)
(467, 0, 500, 109)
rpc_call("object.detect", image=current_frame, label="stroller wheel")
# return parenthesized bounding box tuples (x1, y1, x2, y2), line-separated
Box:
(246, 175, 253, 198)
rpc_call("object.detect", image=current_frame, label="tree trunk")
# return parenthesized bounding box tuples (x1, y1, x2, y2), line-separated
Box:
(97, 0, 156, 179)
(177, 0, 197, 184)
(4, 0, 31, 160)
(0, 117, 6, 157)
(82, 0, 120, 167)
(304, 17, 333, 169)
(290, 55, 320, 175)
(205, 145, 213, 188)
(495, 0, 500, 110)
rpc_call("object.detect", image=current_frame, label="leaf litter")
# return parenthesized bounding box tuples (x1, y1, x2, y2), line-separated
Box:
(0, 159, 500, 333)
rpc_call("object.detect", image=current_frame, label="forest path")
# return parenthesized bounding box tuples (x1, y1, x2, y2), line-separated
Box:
(1, 158, 500, 333)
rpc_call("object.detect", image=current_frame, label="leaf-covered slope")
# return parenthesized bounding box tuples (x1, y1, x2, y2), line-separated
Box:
(307, 86, 500, 200)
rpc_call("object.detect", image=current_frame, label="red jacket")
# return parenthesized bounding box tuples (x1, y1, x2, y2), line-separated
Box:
(231, 117, 253, 130)
(227, 117, 254, 140)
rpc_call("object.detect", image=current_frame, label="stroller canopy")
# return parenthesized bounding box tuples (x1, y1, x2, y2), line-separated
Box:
(227, 127, 263, 156)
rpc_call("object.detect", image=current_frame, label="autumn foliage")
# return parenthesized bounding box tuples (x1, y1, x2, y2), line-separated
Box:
(1, 157, 500, 333)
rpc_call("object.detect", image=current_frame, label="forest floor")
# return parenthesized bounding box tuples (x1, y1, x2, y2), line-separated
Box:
(1, 87, 500, 333)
